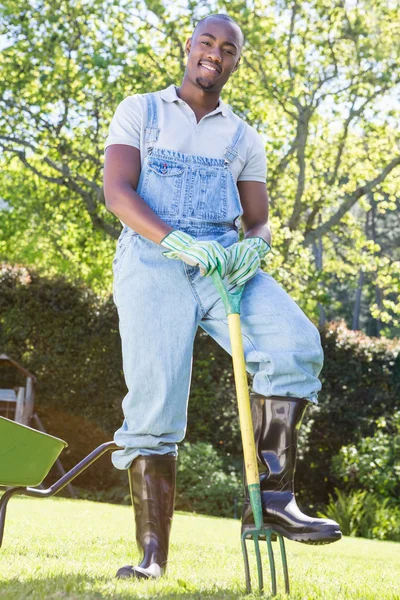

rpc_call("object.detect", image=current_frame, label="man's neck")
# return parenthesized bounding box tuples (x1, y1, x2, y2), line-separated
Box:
(175, 78, 221, 117)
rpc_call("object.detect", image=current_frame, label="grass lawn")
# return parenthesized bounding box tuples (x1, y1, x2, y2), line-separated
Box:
(0, 496, 399, 599)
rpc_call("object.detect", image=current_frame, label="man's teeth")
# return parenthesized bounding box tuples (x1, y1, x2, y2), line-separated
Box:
(201, 63, 217, 72)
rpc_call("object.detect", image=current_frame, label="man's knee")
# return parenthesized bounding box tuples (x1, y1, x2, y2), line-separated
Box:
(289, 314, 324, 365)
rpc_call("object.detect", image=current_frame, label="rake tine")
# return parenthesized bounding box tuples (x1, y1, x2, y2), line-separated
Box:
(253, 533, 264, 592)
(266, 532, 277, 597)
(241, 533, 252, 594)
(278, 534, 290, 595)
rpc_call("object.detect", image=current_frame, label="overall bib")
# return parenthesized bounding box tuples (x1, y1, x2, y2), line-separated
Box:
(112, 93, 324, 470)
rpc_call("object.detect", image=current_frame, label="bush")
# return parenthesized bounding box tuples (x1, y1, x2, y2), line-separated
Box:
(296, 321, 400, 508)
(332, 412, 400, 500)
(1, 265, 400, 512)
(175, 442, 242, 518)
(75, 442, 244, 518)
(0, 264, 126, 434)
(319, 488, 400, 541)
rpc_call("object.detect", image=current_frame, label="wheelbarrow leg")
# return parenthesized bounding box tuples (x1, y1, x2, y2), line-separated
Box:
(0, 487, 24, 548)
(0, 442, 120, 549)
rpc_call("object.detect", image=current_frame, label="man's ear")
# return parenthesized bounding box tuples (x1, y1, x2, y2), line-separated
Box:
(232, 56, 241, 72)
(185, 38, 192, 56)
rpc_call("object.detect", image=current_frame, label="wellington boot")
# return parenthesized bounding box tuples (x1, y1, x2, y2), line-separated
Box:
(241, 395, 341, 545)
(116, 454, 176, 579)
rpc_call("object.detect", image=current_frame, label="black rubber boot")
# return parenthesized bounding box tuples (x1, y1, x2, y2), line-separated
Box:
(241, 395, 341, 545)
(116, 454, 176, 579)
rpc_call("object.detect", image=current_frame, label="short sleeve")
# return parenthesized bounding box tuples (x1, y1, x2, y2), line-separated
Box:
(237, 125, 267, 183)
(104, 95, 144, 150)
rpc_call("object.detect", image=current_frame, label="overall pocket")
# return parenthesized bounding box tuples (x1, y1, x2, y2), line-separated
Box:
(186, 167, 227, 221)
(140, 159, 184, 217)
(112, 234, 136, 305)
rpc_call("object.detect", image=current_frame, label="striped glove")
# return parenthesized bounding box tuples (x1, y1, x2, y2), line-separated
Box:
(226, 237, 271, 287)
(161, 230, 229, 278)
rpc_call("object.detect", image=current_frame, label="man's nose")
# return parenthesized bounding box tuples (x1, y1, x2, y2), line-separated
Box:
(207, 48, 223, 63)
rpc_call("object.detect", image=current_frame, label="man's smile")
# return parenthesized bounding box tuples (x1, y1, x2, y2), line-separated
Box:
(199, 61, 221, 74)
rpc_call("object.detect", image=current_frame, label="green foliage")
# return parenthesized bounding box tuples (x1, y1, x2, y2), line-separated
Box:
(0, 0, 399, 330)
(332, 412, 400, 500)
(296, 321, 400, 507)
(188, 330, 241, 457)
(176, 442, 242, 518)
(0, 263, 125, 434)
(1, 264, 400, 512)
(319, 489, 400, 541)
(318, 488, 365, 537)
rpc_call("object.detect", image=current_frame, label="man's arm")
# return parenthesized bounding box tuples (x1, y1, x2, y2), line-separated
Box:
(103, 145, 173, 244)
(237, 180, 272, 246)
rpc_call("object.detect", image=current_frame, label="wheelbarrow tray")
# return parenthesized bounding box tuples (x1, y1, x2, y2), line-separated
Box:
(0, 418, 119, 549)
(0, 416, 67, 487)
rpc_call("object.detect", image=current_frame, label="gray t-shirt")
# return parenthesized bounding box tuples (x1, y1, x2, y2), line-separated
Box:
(105, 85, 267, 184)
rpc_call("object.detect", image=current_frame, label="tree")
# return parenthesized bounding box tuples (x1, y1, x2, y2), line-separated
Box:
(0, 0, 399, 332)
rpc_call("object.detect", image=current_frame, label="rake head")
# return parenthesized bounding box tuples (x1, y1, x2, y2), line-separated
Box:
(241, 526, 290, 596)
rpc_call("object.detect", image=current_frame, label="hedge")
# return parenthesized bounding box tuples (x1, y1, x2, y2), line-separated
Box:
(1, 264, 399, 509)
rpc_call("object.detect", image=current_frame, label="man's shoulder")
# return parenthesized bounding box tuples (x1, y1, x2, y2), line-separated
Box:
(224, 104, 260, 130)
(117, 86, 172, 109)
(226, 108, 264, 144)
(113, 93, 144, 112)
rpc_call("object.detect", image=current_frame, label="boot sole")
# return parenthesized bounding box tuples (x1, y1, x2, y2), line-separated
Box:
(116, 566, 160, 580)
(116, 569, 152, 580)
(242, 524, 342, 545)
(271, 524, 342, 545)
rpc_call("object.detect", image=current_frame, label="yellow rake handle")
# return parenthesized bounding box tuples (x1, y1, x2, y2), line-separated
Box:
(228, 313, 259, 488)
(211, 272, 263, 528)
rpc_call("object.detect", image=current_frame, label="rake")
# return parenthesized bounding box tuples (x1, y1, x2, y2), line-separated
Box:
(211, 271, 290, 596)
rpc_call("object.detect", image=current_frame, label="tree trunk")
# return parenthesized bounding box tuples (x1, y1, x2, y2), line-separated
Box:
(351, 208, 369, 331)
(312, 220, 326, 329)
(352, 269, 364, 331)
(370, 199, 383, 337)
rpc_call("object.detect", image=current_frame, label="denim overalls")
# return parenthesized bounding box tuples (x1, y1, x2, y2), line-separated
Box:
(111, 93, 323, 470)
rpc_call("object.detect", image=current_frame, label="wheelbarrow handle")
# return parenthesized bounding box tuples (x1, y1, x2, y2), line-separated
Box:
(210, 272, 263, 529)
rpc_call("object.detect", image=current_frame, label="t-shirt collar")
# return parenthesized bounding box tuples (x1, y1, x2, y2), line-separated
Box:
(160, 84, 228, 117)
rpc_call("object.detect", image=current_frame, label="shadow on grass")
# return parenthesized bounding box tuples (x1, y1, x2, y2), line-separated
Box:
(0, 573, 278, 600)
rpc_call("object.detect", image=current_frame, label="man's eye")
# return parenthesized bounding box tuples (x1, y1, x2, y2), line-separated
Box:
(202, 41, 211, 46)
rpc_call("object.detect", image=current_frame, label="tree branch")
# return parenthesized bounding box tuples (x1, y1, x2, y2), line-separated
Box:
(287, 1, 298, 80)
(327, 82, 393, 186)
(267, 135, 299, 194)
(0, 137, 120, 239)
(242, 56, 298, 119)
(287, 105, 311, 229)
(303, 155, 400, 246)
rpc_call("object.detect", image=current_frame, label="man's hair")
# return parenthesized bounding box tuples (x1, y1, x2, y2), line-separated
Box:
(193, 14, 245, 48)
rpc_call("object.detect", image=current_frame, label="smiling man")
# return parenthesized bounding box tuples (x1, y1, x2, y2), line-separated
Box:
(103, 13, 341, 582)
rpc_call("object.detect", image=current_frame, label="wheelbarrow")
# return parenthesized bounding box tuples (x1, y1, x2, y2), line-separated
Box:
(0, 415, 119, 548)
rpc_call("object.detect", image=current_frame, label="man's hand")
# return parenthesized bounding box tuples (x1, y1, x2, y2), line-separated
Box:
(161, 230, 229, 277)
(226, 237, 271, 287)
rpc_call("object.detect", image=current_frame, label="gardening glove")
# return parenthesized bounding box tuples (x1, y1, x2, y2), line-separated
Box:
(226, 237, 271, 287)
(161, 230, 229, 278)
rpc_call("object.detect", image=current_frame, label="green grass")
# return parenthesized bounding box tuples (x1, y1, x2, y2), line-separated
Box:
(0, 496, 399, 599)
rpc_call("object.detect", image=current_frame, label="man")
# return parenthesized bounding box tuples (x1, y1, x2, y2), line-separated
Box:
(103, 13, 341, 581)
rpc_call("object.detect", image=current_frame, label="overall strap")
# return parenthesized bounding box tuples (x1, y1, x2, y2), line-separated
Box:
(223, 120, 246, 165)
(144, 93, 160, 154)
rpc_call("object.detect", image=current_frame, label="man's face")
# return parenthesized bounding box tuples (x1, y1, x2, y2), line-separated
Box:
(185, 18, 242, 93)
